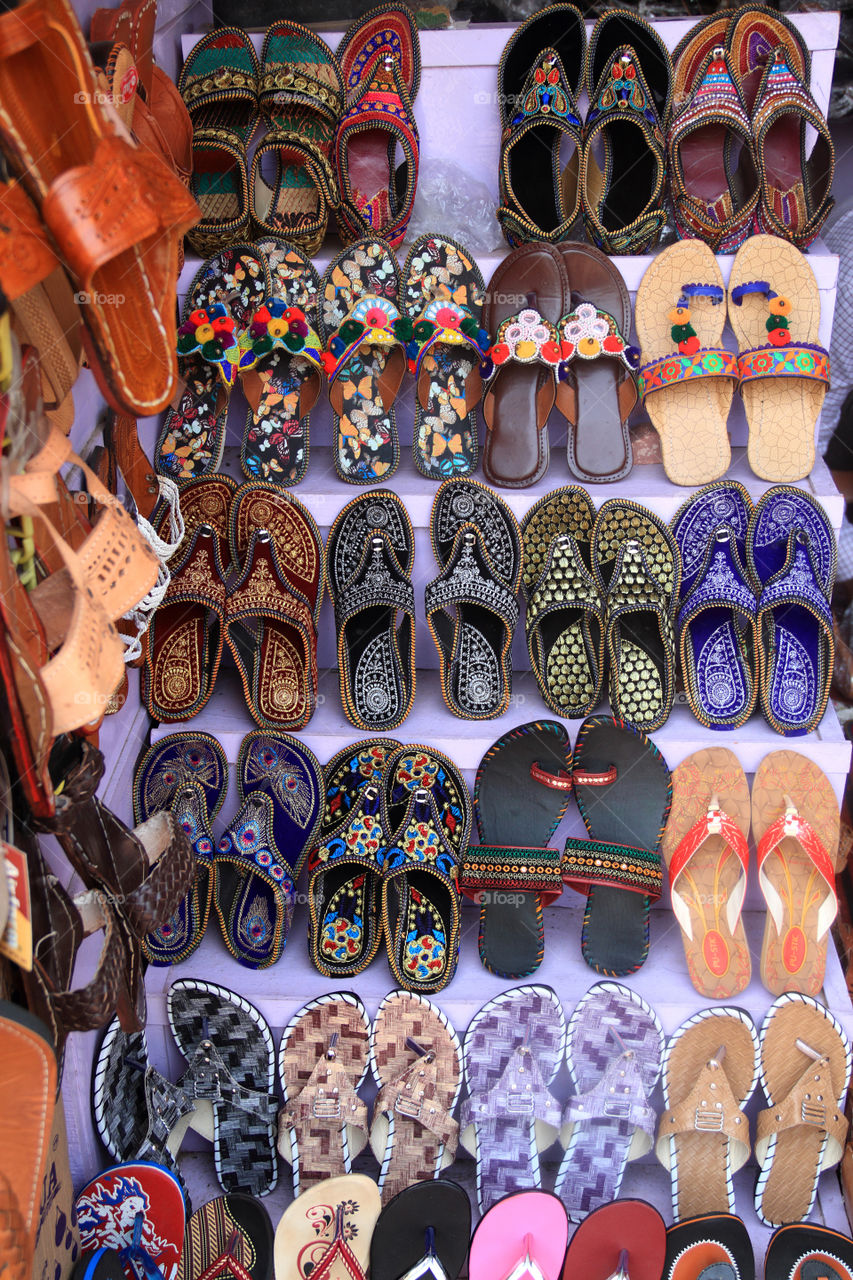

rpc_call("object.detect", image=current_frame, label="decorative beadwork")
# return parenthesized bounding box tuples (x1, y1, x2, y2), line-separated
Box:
(177, 303, 253, 385)
(562, 836, 662, 898)
(557, 304, 639, 375)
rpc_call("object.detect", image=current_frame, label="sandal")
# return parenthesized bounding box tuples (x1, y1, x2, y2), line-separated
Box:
(307, 738, 401, 978)
(325, 490, 416, 732)
(461, 985, 565, 1214)
(318, 237, 408, 484)
(401, 233, 489, 480)
(752, 750, 841, 996)
(251, 22, 342, 256)
(661, 749, 752, 998)
(469, 1191, 568, 1280)
(0, 1002, 55, 1267)
(371, 1180, 470, 1280)
(76, 1163, 185, 1279)
(426, 478, 522, 720)
(277, 992, 370, 1195)
(179, 29, 260, 255)
(664, 1213, 753, 1280)
(156, 246, 270, 483)
(563, 714, 670, 976)
(274, 1175, 380, 1280)
(754, 994, 851, 1226)
(729, 237, 829, 482)
(460, 721, 570, 978)
(381, 744, 471, 991)
(765, 1223, 853, 1280)
(180, 1195, 274, 1280)
(369, 989, 461, 1204)
(562, 1200, 667, 1280)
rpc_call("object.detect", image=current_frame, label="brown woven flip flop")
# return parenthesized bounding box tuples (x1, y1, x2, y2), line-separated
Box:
(661, 748, 752, 999)
(657, 1006, 758, 1222)
(277, 992, 370, 1196)
(755, 993, 851, 1227)
(752, 750, 841, 997)
(369, 990, 462, 1204)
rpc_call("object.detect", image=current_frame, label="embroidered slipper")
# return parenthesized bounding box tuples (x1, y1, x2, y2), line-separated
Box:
(273, 1174, 381, 1280)
(562, 1199, 667, 1280)
(480, 242, 570, 488)
(239, 237, 325, 487)
(746, 486, 836, 735)
(461, 721, 570, 978)
(226, 482, 323, 730)
(562, 715, 670, 975)
(751, 751, 841, 996)
(553, 242, 639, 482)
(656, 1007, 758, 1222)
(318, 237, 408, 484)
(765, 1222, 853, 1280)
(664, 1214, 754, 1280)
(307, 738, 401, 978)
(661, 749, 752, 999)
(132, 732, 229, 964)
(179, 29, 260, 255)
(426, 478, 522, 720)
(178, 1195, 273, 1280)
(251, 23, 342, 257)
(154, 473, 237, 563)
(334, 6, 420, 247)
(671, 482, 758, 729)
(76, 1163, 185, 1280)
(592, 499, 680, 731)
(402, 233, 489, 480)
(370, 990, 462, 1204)
(469, 1190, 568, 1280)
(461, 985, 565, 1215)
(635, 241, 737, 486)
(156, 246, 270, 483)
(325, 490, 416, 732)
(729, 237, 829, 481)
(381, 745, 471, 991)
(167, 979, 278, 1196)
(754, 993, 851, 1227)
(370, 1180, 470, 1280)
(277, 992, 370, 1195)
(557, 982, 664, 1221)
(521, 487, 604, 718)
(727, 7, 809, 112)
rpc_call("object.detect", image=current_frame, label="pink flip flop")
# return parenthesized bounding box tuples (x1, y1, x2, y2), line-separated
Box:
(469, 1191, 568, 1280)
(561, 1199, 666, 1280)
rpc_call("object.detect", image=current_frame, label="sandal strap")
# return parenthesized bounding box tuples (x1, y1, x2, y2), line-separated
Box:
(334, 532, 415, 631)
(197, 1247, 254, 1280)
(737, 343, 830, 388)
(375, 1057, 459, 1153)
(382, 786, 459, 888)
(557, 305, 639, 375)
(226, 530, 316, 635)
(562, 836, 663, 900)
(177, 299, 253, 387)
(756, 532, 832, 627)
(308, 784, 386, 880)
(668, 807, 750, 940)
(241, 295, 325, 373)
(0, 179, 59, 299)
(134, 1065, 197, 1164)
(563, 1049, 656, 1134)
(279, 1052, 368, 1135)
(48, 889, 125, 1031)
(527, 534, 603, 630)
(458, 843, 562, 901)
(407, 299, 489, 378)
(678, 528, 757, 631)
(483, 307, 563, 380)
(163, 524, 228, 616)
(179, 1036, 279, 1126)
(323, 293, 409, 384)
(757, 805, 837, 940)
(425, 527, 519, 630)
(311, 1234, 365, 1280)
(659, 1057, 750, 1156)
(461, 1044, 562, 1131)
(756, 1057, 848, 1150)
(259, 46, 342, 123)
(638, 348, 739, 400)
(607, 538, 675, 617)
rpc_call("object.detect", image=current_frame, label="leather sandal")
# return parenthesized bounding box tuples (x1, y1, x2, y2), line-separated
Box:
(0, 1000, 56, 1267)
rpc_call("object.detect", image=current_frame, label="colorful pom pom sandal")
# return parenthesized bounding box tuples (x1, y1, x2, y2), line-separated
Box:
(239, 237, 325, 486)
(402, 234, 489, 480)
(728, 236, 829, 482)
(251, 22, 343, 256)
(319, 237, 408, 484)
(635, 241, 738, 487)
(156, 246, 270, 483)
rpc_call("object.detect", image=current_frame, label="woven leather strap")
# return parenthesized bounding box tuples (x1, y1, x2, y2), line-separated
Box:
(561, 837, 662, 900)
(658, 1056, 750, 1166)
(458, 844, 562, 901)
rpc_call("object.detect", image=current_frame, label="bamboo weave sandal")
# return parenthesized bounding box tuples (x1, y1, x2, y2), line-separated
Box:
(325, 490, 415, 732)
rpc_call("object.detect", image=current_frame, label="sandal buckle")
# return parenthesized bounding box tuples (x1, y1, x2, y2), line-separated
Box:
(395, 1095, 424, 1120)
(312, 1097, 342, 1119)
(506, 1092, 535, 1114)
(602, 1097, 632, 1119)
(802, 1100, 826, 1126)
(694, 1107, 724, 1131)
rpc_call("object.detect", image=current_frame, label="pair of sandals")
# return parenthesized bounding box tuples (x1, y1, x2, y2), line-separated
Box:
(143, 474, 323, 730)
(497, 6, 671, 255)
(671, 482, 835, 734)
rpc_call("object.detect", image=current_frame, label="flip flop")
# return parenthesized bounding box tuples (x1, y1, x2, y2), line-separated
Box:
(460, 721, 570, 978)
(461, 985, 565, 1214)
(729, 237, 829, 481)
(132, 732, 229, 964)
(661, 749, 752, 999)
(752, 751, 841, 996)
(656, 1007, 758, 1222)
(401, 233, 489, 480)
(562, 1199, 667, 1280)
(468, 1191, 568, 1280)
(274, 1174, 381, 1280)
(746, 486, 836, 736)
(72, 1249, 124, 1280)
(370, 1180, 471, 1280)
(755, 993, 851, 1227)
(75, 1163, 185, 1280)
(318, 237, 408, 484)
(562, 715, 671, 976)
(178, 1194, 273, 1280)
(636, 241, 737, 487)
(557, 982, 664, 1222)
(277, 991, 370, 1195)
(765, 1222, 853, 1280)
(664, 1214, 754, 1280)
(370, 990, 462, 1204)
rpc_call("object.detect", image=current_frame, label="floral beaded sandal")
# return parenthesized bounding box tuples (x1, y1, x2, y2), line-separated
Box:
(156, 247, 270, 483)
(319, 238, 409, 484)
(401, 234, 490, 481)
(240, 237, 325, 486)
